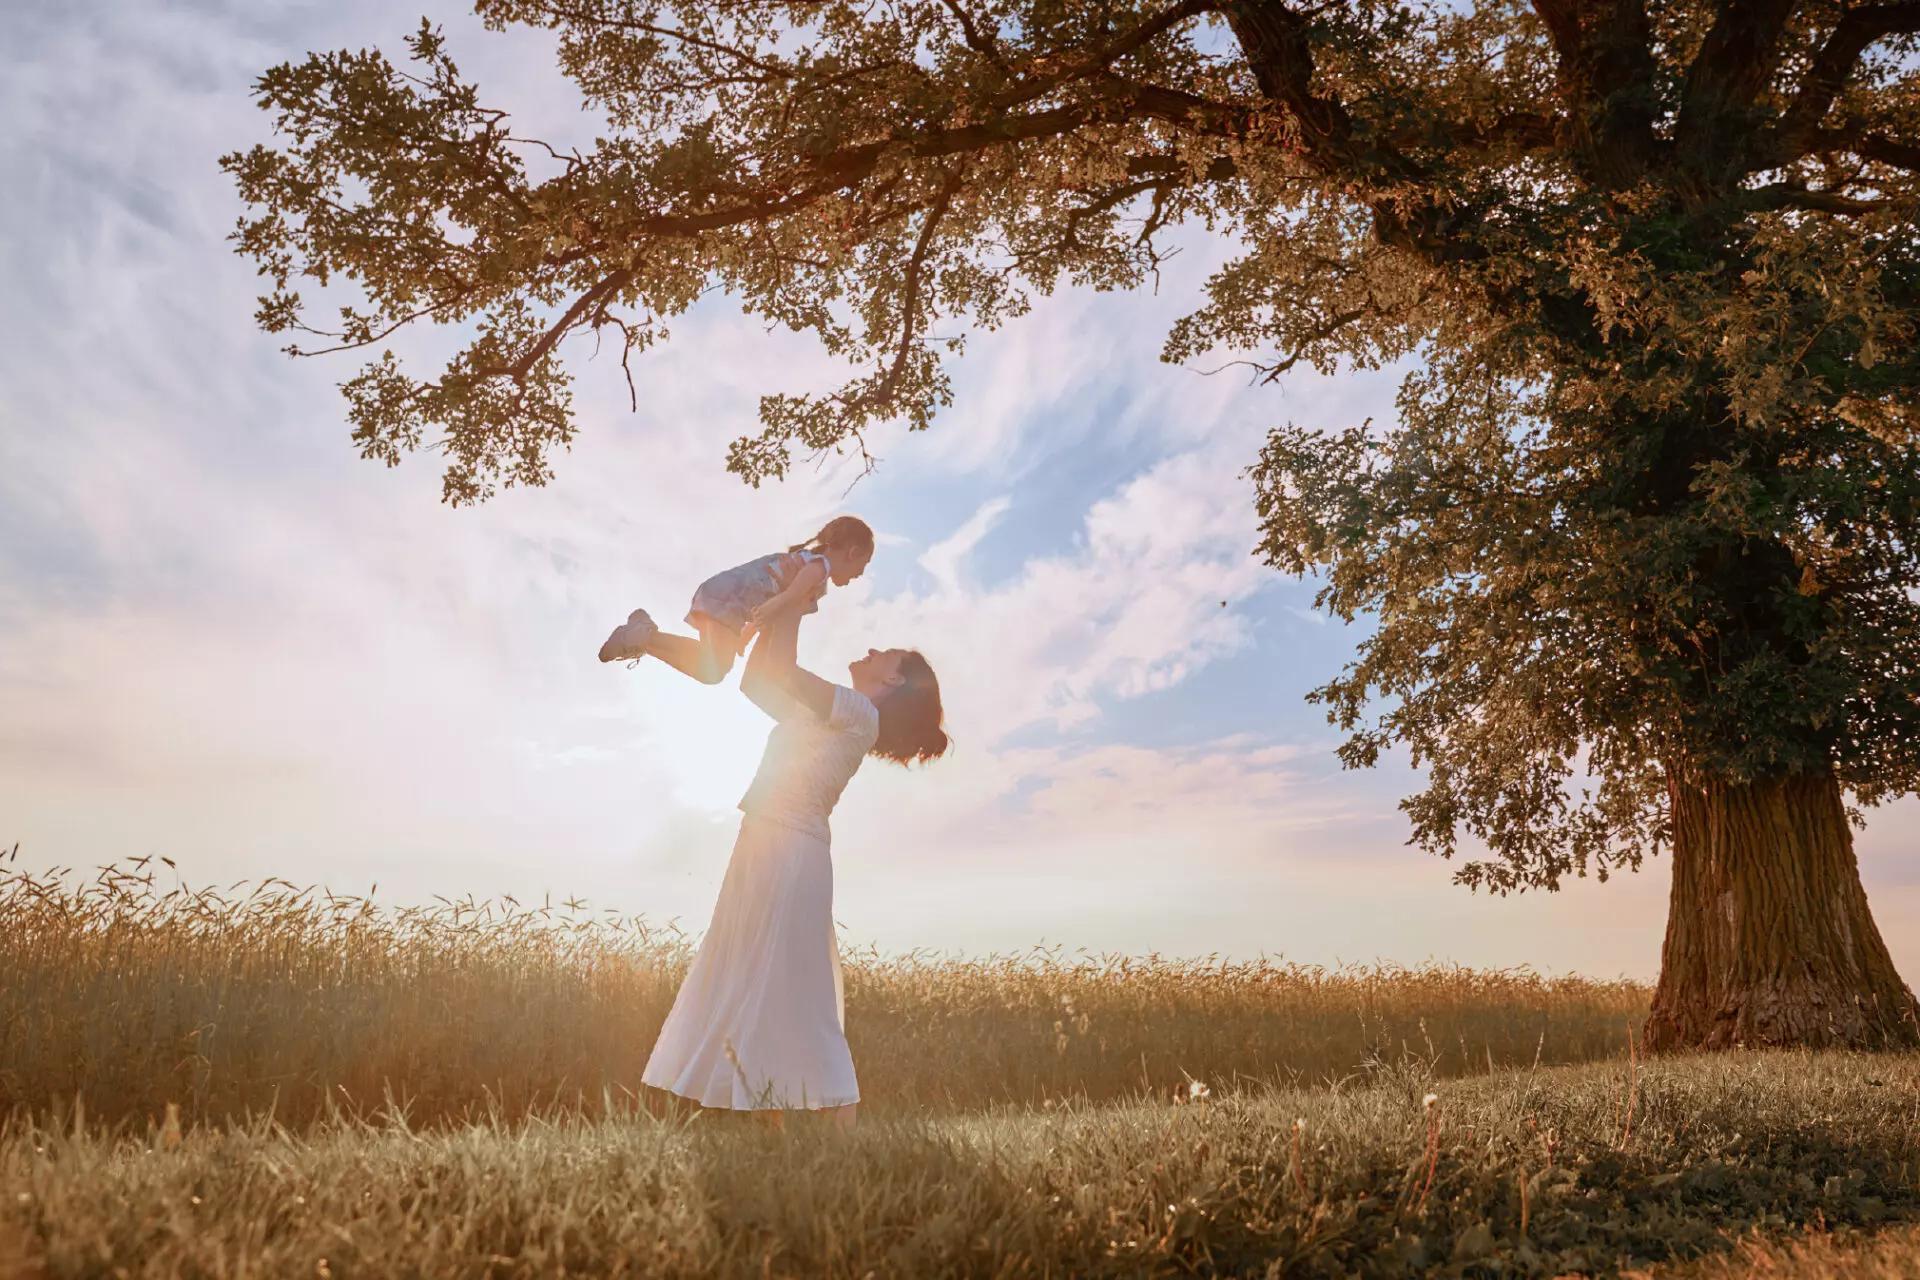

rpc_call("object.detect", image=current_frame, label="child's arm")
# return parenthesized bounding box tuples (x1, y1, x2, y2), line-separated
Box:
(748, 556, 828, 627)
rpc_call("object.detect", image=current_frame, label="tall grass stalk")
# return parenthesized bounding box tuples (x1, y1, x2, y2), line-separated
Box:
(1, 860, 1648, 1130)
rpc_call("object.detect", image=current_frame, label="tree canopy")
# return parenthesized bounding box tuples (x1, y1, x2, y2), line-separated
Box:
(226, 0, 1920, 895)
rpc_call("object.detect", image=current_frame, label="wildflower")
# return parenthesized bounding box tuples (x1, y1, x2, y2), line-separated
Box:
(1188, 1080, 1211, 1102)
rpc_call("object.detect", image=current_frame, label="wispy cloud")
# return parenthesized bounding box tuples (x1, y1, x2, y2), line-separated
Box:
(918, 496, 1012, 596)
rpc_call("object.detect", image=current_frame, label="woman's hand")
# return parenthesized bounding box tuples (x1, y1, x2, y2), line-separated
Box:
(749, 560, 824, 634)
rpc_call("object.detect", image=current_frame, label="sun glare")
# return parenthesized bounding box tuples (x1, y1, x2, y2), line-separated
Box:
(641, 681, 770, 814)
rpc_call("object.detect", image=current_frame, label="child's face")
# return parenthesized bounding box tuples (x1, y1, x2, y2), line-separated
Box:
(828, 544, 872, 587)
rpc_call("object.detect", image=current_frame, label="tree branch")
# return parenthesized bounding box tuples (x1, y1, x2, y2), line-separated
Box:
(1243, 304, 1370, 382)
(1843, 128, 1920, 172)
(1066, 175, 1172, 243)
(288, 297, 467, 358)
(1222, 1, 1366, 174)
(868, 167, 965, 415)
(587, 297, 653, 413)
(1217, 3, 1510, 276)
(1808, 127, 1920, 173)
(1527, 0, 1584, 77)
(609, 79, 1247, 246)
(1533, 0, 1662, 186)
(1747, 181, 1912, 215)
(1450, 109, 1563, 153)
(984, 0, 1222, 113)
(1778, 2, 1920, 145)
(473, 267, 635, 383)
(936, 0, 1014, 71)
(1678, 0, 1799, 143)
(520, 0, 890, 87)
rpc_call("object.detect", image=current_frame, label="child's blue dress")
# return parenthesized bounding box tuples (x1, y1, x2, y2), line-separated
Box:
(688, 550, 827, 634)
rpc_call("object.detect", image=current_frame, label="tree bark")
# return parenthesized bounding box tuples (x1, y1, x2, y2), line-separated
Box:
(1645, 766, 1920, 1051)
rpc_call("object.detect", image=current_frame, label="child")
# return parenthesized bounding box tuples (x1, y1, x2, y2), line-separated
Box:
(599, 516, 875, 684)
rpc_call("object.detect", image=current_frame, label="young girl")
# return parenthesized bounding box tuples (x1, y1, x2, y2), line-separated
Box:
(598, 516, 875, 683)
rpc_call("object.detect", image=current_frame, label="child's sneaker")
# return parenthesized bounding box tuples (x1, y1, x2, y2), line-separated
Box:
(598, 608, 657, 663)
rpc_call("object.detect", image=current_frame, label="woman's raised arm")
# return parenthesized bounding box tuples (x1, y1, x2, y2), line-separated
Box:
(739, 609, 837, 723)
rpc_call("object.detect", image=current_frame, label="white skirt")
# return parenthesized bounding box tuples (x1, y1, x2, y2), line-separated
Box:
(642, 816, 857, 1109)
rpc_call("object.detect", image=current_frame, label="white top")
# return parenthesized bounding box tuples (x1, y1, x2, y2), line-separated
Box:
(738, 685, 880, 840)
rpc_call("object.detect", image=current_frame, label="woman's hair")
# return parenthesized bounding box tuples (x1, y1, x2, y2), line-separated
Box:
(870, 651, 949, 766)
(792, 515, 875, 560)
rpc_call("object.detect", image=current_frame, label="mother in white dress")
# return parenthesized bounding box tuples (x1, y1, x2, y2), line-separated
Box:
(640, 605, 947, 1130)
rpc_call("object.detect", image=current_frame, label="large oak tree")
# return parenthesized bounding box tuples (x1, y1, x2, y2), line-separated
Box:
(225, 0, 1920, 1048)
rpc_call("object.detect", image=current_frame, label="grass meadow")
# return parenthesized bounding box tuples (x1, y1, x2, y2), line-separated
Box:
(4, 859, 1919, 1277)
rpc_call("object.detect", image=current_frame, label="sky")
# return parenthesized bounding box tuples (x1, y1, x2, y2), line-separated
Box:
(3, 0, 1916, 980)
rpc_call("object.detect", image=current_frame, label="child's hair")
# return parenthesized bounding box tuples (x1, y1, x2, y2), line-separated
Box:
(792, 516, 875, 560)
(871, 651, 949, 766)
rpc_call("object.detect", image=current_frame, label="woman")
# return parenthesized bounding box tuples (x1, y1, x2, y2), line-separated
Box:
(640, 605, 947, 1130)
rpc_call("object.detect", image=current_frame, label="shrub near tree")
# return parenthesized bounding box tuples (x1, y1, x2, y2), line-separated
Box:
(224, 0, 1920, 1049)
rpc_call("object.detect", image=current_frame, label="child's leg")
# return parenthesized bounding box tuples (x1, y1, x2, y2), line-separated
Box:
(645, 622, 739, 685)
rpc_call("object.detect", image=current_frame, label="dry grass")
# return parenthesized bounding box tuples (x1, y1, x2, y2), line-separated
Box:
(0, 859, 1650, 1131)
(1634, 1224, 1920, 1278)
(4, 858, 1917, 1277)
(4, 1052, 1918, 1278)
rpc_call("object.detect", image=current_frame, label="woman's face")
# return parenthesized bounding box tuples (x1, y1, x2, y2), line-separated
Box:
(848, 648, 907, 698)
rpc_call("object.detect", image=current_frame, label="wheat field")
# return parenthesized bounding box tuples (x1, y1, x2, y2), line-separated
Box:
(0, 858, 1649, 1131)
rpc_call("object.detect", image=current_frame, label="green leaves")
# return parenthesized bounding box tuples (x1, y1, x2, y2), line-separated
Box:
(227, 1, 1920, 882)
(1252, 201, 1920, 887)
(230, 0, 1254, 498)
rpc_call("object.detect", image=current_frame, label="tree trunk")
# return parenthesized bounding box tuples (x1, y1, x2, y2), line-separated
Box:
(1645, 767, 1920, 1051)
